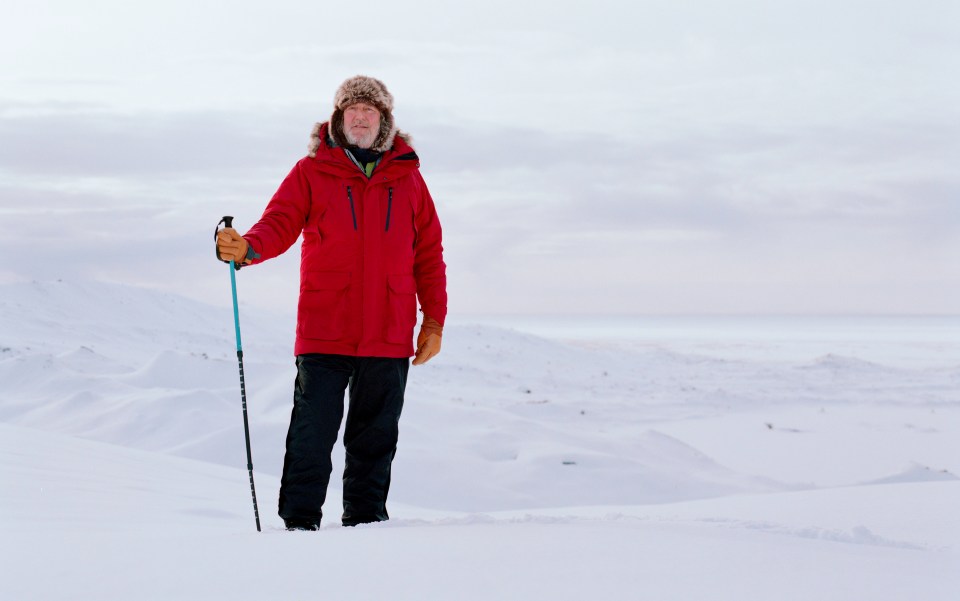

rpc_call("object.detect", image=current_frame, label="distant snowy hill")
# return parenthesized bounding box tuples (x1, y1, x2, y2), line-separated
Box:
(2, 280, 958, 600)
(0, 279, 792, 509)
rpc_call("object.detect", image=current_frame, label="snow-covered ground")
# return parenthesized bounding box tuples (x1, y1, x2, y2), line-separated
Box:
(2, 280, 958, 600)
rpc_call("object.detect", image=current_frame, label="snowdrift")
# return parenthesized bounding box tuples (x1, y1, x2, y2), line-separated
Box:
(1, 280, 958, 600)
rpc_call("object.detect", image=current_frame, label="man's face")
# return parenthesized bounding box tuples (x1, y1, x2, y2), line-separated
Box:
(342, 102, 381, 149)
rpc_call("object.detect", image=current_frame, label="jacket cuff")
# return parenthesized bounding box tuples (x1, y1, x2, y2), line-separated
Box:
(421, 315, 443, 336)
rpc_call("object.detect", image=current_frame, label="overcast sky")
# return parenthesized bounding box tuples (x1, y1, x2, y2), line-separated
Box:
(1, 0, 957, 316)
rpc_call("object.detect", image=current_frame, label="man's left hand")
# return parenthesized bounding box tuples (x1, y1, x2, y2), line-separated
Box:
(412, 316, 443, 366)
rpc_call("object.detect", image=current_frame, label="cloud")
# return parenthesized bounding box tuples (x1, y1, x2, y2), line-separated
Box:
(3, 100, 956, 316)
(0, 107, 306, 179)
(1, 0, 958, 318)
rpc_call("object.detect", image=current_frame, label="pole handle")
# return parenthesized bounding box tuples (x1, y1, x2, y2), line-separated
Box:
(215, 216, 235, 264)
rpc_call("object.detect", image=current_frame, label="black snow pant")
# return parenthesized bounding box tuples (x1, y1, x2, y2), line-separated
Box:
(277, 353, 409, 527)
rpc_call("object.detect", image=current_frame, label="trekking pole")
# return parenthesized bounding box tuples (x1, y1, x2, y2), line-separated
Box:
(215, 215, 261, 532)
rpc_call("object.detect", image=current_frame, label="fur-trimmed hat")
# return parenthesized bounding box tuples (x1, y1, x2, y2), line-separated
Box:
(328, 75, 398, 153)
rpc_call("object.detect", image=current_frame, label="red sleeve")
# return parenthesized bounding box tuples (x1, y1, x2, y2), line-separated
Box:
(412, 172, 448, 326)
(243, 160, 312, 264)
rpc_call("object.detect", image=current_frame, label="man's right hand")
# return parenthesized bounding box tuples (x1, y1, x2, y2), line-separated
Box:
(216, 227, 251, 264)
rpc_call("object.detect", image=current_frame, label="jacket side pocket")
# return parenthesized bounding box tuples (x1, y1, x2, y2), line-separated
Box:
(384, 273, 417, 344)
(297, 271, 352, 341)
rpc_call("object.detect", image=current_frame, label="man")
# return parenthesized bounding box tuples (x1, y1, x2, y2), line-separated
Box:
(216, 75, 447, 530)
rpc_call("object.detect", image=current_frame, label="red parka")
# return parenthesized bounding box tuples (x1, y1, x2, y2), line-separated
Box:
(243, 123, 447, 358)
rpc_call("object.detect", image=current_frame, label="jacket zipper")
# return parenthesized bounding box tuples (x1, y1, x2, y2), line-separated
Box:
(385, 187, 393, 232)
(346, 186, 357, 231)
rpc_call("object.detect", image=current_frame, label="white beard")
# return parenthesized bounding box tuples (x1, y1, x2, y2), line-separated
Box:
(343, 122, 377, 149)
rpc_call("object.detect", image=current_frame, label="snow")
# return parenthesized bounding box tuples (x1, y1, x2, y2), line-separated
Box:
(1, 279, 958, 600)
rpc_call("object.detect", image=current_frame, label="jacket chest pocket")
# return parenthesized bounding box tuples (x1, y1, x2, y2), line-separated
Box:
(317, 182, 362, 236)
(384, 187, 393, 232)
(345, 186, 358, 231)
(380, 186, 415, 237)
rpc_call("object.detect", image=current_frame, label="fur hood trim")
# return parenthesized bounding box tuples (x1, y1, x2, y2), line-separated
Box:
(308, 121, 413, 158)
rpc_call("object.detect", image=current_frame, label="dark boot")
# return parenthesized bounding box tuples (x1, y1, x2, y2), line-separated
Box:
(284, 518, 321, 531)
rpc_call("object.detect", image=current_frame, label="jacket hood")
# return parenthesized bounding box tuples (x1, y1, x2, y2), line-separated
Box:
(308, 121, 413, 158)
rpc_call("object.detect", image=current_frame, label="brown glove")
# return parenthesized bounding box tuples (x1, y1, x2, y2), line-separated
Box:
(412, 316, 443, 366)
(216, 228, 251, 264)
